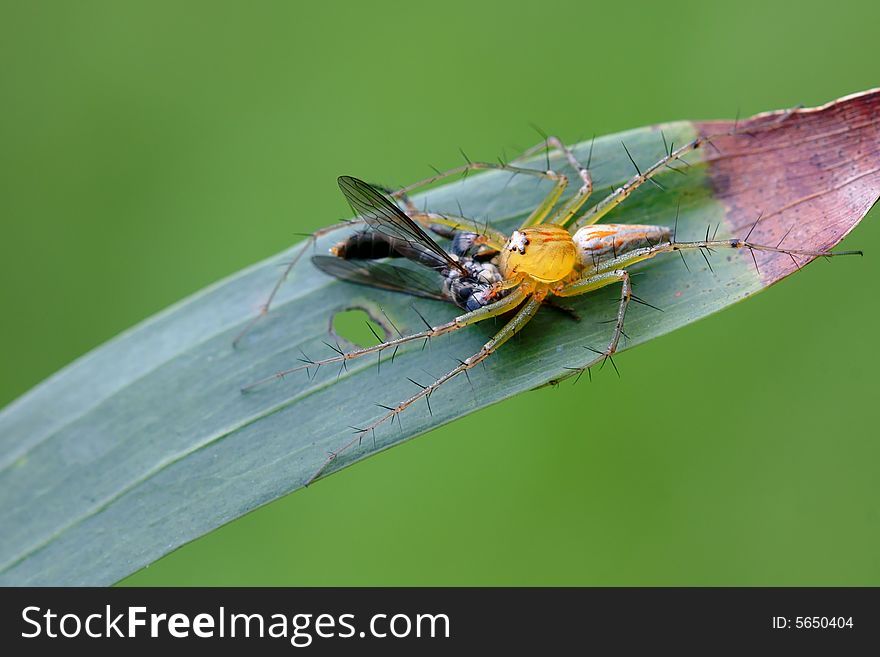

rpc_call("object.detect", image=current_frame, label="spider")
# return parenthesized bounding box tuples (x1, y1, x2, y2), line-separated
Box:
(238, 132, 861, 484)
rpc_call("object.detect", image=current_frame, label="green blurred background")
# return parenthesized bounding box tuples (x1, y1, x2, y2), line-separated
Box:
(1, 0, 878, 585)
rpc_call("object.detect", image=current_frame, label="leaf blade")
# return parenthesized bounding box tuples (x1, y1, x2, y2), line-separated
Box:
(0, 91, 877, 585)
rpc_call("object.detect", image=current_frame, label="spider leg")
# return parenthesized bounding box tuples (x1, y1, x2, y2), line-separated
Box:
(554, 270, 632, 378)
(241, 287, 527, 392)
(565, 110, 810, 233)
(553, 227, 862, 379)
(306, 294, 543, 484)
(511, 135, 594, 229)
(569, 134, 718, 231)
(581, 233, 862, 278)
(232, 219, 360, 347)
(409, 211, 508, 251)
(389, 159, 569, 230)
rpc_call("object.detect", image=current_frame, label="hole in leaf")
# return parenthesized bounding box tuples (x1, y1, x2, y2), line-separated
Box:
(331, 307, 388, 348)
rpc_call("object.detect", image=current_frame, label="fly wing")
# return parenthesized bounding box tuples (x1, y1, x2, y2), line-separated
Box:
(337, 175, 467, 275)
(312, 255, 450, 302)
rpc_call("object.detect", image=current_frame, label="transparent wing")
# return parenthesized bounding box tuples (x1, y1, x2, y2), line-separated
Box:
(312, 255, 450, 302)
(337, 175, 466, 275)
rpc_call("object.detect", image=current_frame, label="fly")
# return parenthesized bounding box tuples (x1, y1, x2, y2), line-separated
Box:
(313, 176, 508, 314)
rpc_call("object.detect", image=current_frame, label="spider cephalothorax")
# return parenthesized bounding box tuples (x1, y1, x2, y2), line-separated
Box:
(498, 225, 577, 288)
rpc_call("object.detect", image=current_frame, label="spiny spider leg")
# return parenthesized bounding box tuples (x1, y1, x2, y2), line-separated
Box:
(555, 269, 632, 379)
(306, 294, 543, 485)
(408, 210, 508, 251)
(568, 134, 720, 231)
(581, 233, 863, 279)
(510, 135, 594, 229)
(232, 219, 360, 347)
(241, 287, 528, 392)
(566, 109, 808, 233)
(554, 229, 863, 381)
(390, 159, 569, 228)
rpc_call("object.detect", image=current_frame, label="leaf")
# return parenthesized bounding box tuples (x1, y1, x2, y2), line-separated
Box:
(1, 90, 878, 586)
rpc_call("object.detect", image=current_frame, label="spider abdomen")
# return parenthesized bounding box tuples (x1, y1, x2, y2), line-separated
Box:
(573, 223, 672, 266)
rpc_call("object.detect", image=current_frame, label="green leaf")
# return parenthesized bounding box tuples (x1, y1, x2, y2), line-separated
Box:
(1, 90, 878, 586)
